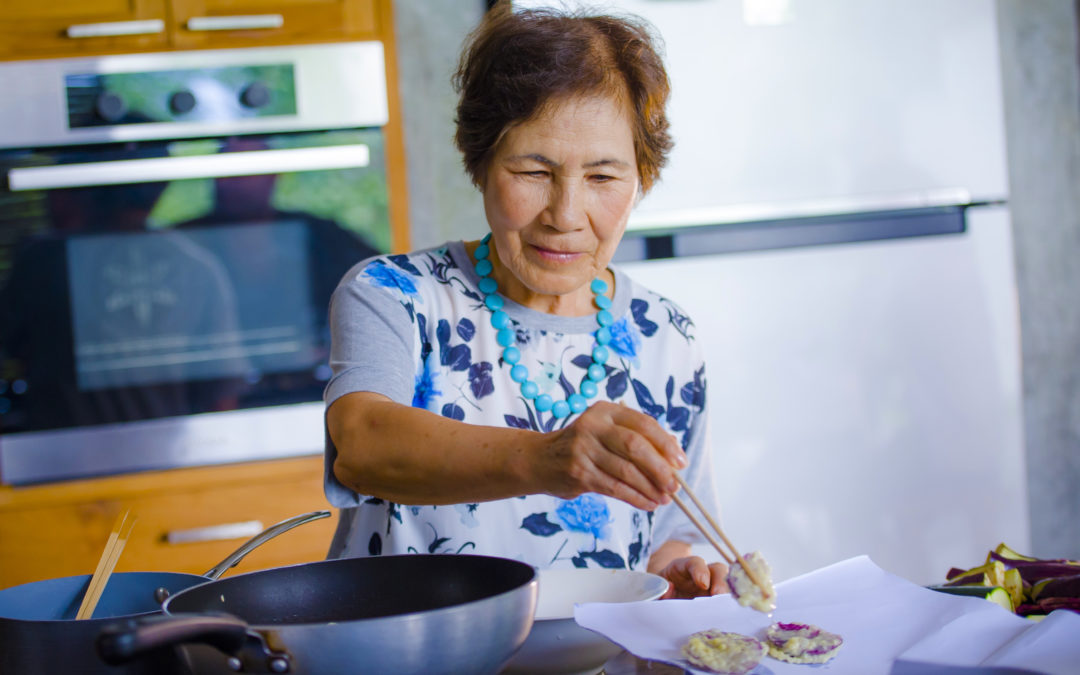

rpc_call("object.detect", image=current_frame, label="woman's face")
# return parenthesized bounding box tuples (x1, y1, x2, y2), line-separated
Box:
(482, 93, 639, 315)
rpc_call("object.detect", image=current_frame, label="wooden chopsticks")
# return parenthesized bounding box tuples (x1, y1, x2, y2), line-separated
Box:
(670, 474, 771, 597)
(76, 510, 136, 620)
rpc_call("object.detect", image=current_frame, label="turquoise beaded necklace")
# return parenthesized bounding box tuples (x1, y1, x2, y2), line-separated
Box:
(474, 233, 612, 419)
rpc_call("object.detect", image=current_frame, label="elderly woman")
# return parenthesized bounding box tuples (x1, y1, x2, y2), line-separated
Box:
(324, 4, 726, 599)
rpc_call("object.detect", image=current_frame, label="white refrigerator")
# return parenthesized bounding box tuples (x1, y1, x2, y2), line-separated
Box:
(529, 0, 1029, 584)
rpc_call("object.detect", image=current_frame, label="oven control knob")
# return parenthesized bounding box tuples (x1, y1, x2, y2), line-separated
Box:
(94, 92, 127, 123)
(239, 82, 271, 109)
(170, 89, 196, 115)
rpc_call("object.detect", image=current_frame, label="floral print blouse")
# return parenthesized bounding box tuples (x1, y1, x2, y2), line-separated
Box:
(323, 241, 717, 570)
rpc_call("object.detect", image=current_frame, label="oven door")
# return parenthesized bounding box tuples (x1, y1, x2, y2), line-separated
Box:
(0, 130, 388, 482)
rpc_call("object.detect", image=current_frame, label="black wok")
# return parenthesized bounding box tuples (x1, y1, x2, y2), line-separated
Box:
(0, 510, 329, 674)
(98, 554, 539, 675)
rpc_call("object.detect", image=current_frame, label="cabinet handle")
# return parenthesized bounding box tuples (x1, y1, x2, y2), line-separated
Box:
(66, 20, 165, 39)
(186, 15, 284, 32)
(165, 520, 264, 545)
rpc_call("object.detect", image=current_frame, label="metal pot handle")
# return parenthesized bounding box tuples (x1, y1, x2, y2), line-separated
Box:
(97, 613, 248, 664)
(203, 510, 331, 580)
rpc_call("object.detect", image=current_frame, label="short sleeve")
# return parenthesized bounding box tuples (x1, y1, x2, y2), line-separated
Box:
(323, 260, 418, 507)
(323, 261, 417, 408)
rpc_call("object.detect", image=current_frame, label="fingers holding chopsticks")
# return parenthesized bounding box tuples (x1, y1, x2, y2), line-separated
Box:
(669, 475, 772, 600)
(541, 401, 689, 511)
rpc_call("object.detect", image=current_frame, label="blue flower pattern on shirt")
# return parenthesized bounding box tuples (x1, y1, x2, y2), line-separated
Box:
(346, 243, 708, 569)
(556, 494, 612, 539)
(412, 352, 442, 410)
(607, 317, 641, 361)
(363, 259, 418, 296)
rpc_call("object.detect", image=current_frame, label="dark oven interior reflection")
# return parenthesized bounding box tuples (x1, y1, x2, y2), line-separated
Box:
(0, 130, 387, 435)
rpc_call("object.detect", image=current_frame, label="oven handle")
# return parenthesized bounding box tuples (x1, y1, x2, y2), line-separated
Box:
(7, 144, 370, 192)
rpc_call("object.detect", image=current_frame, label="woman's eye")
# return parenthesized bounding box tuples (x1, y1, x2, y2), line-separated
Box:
(521, 170, 548, 178)
(591, 174, 614, 183)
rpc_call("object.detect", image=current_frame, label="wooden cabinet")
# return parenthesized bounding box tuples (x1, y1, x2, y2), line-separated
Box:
(0, 456, 337, 589)
(171, 0, 378, 50)
(0, 0, 383, 61)
(0, 0, 169, 61)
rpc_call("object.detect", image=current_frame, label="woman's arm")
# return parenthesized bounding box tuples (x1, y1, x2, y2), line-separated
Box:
(327, 391, 687, 510)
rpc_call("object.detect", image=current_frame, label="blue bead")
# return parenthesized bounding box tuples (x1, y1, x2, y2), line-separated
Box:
(592, 346, 609, 364)
(481, 232, 491, 244)
(587, 364, 606, 381)
(475, 260, 493, 276)
(568, 393, 587, 413)
(552, 401, 571, 418)
(596, 309, 613, 327)
(595, 327, 611, 345)
(580, 380, 598, 398)
(521, 380, 539, 398)
(490, 310, 510, 330)
(475, 244, 489, 260)
(510, 364, 529, 382)
(497, 328, 516, 347)
(478, 277, 498, 294)
(595, 295, 612, 310)
(590, 278, 608, 294)
(484, 294, 504, 310)
(535, 394, 553, 412)
(502, 346, 521, 364)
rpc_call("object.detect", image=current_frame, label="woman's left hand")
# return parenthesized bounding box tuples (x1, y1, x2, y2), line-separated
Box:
(657, 556, 729, 599)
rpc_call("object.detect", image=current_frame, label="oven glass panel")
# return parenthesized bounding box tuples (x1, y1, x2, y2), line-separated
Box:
(0, 130, 386, 433)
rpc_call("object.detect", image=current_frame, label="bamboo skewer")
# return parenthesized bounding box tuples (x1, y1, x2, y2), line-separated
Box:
(671, 474, 771, 597)
(76, 510, 136, 620)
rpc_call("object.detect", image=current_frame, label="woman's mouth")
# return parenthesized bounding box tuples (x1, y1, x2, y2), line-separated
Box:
(529, 244, 582, 264)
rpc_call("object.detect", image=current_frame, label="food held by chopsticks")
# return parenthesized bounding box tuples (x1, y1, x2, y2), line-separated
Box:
(670, 474, 775, 610)
(727, 551, 776, 613)
(763, 621, 843, 664)
(681, 629, 765, 674)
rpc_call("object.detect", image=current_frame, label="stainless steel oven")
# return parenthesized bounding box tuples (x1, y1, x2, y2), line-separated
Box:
(0, 42, 391, 484)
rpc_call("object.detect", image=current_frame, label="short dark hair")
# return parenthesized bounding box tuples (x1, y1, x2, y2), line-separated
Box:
(453, 3, 673, 194)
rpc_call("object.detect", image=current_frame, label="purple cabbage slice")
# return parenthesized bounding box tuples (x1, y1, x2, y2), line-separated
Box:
(763, 621, 843, 664)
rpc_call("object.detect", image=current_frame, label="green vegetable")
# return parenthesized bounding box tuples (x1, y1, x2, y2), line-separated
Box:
(928, 585, 1013, 612)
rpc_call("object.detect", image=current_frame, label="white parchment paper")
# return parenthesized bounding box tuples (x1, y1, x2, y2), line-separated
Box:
(573, 556, 1079, 674)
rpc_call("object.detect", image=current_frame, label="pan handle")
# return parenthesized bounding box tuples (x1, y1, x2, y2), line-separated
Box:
(203, 510, 331, 580)
(96, 613, 248, 665)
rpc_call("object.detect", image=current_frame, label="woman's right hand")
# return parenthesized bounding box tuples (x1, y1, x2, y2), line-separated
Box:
(533, 401, 688, 510)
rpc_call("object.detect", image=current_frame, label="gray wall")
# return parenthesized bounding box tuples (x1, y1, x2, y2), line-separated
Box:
(391, 0, 1080, 559)
(391, 0, 486, 249)
(997, 0, 1080, 559)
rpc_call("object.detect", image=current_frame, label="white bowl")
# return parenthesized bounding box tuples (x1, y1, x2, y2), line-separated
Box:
(501, 568, 669, 675)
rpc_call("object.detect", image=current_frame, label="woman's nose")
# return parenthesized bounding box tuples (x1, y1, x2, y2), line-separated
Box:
(547, 181, 587, 231)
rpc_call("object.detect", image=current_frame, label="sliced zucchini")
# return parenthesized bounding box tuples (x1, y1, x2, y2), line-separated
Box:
(928, 585, 1013, 612)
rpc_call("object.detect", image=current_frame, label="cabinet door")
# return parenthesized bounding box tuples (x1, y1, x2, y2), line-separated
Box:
(0, 457, 335, 588)
(170, 0, 378, 49)
(0, 0, 168, 61)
